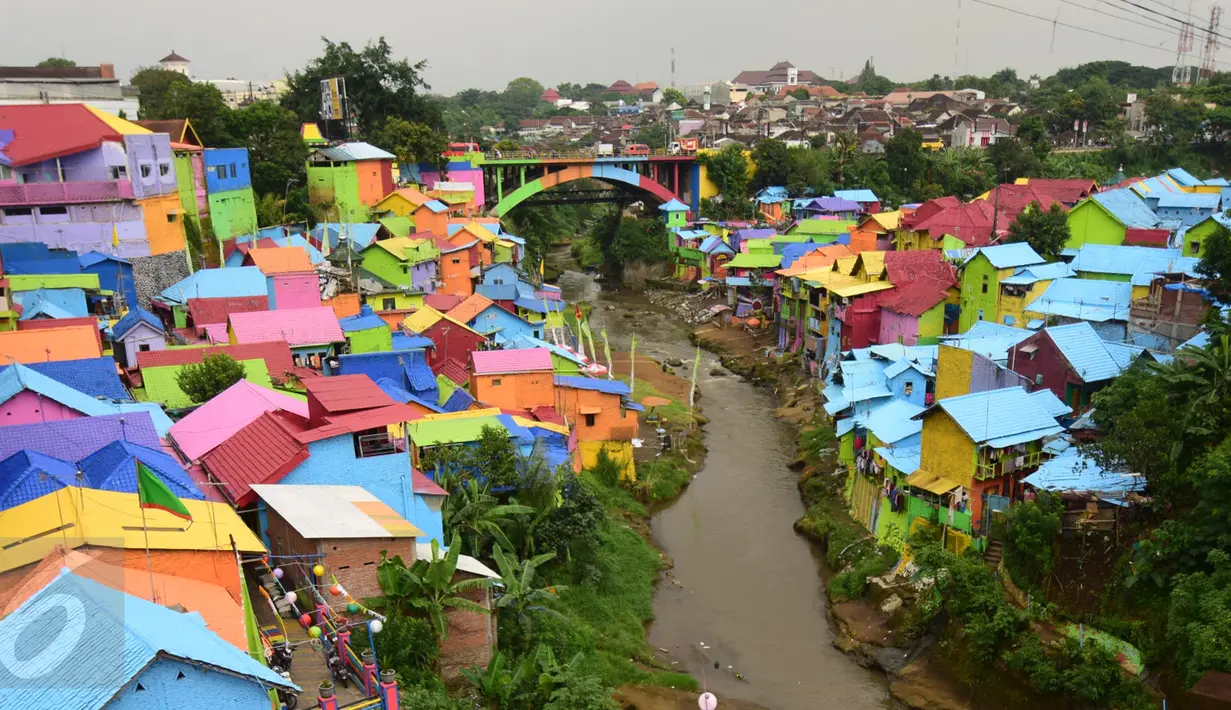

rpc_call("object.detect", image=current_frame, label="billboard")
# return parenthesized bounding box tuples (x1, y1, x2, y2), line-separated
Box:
(320, 77, 344, 120)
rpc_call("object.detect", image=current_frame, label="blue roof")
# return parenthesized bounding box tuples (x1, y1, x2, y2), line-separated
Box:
(838, 359, 892, 404)
(1000, 261, 1077, 285)
(477, 283, 520, 301)
(1102, 340, 1149, 370)
(0, 450, 79, 511)
(375, 377, 446, 413)
(0, 357, 129, 401)
(725, 276, 752, 287)
(1166, 167, 1203, 187)
(1024, 449, 1145, 500)
(110, 306, 162, 340)
(1029, 389, 1072, 417)
(78, 251, 131, 268)
(1025, 278, 1132, 323)
(1043, 321, 1124, 382)
(862, 399, 925, 445)
(875, 435, 921, 474)
(1068, 244, 1199, 284)
(391, 332, 434, 350)
(553, 375, 632, 395)
(1090, 189, 1159, 229)
(0, 243, 82, 275)
(503, 334, 587, 366)
(699, 236, 734, 255)
(658, 198, 689, 212)
(833, 189, 879, 203)
(867, 343, 939, 364)
(939, 321, 1034, 362)
(336, 350, 436, 394)
(338, 305, 388, 332)
(676, 229, 710, 240)
(1206, 177, 1231, 187)
(402, 350, 438, 393)
(0, 366, 172, 434)
(315, 141, 395, 161)
(0, 572, 296, 710)
(927, 386, 1064, 447)
(755, 186, 790, 204)
(0, 412, 161, 463)
(515, 297, 565, 313)
(14, 288, 89, 320)
(1157, 192, 1220, 209)
(158, 266, 267, 306)
(313, 223, 381, 249)
(442, 386, 476, 412)
(1180, 330, 1211, 350)
(970, 242, 1045, 269)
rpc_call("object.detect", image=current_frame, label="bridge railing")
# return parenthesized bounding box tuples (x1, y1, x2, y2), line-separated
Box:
(481, 149, 683, 161)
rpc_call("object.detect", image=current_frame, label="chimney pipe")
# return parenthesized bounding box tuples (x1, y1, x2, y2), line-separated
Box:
(99, 63, 115, 79)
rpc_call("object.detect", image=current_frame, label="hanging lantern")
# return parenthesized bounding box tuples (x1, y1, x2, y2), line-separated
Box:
(284, 591, 297, 605)
(698, 692, 718, 710)
(369, 619, 383, 634)
(329, 585, 341, 596)
(308, 626, 322, 639)
(299, 613, 312, 627)
(272, 568, 284, 579)
(347, 602, 360, 614)
(313, 564, 325, 577)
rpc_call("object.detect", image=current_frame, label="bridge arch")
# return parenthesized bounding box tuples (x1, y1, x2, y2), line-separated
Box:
(492, 164, 680, 217)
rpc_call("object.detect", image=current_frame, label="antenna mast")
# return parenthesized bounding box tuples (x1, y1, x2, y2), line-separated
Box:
(671, 47, 676, 88)
(1173, 1, 1195, 86)
(1199, 5, 1223, 83)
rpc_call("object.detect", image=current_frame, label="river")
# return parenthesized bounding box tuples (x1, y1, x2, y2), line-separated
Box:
(556, 266, 889, 710)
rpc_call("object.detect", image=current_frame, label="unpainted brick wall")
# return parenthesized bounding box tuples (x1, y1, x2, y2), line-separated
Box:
(320, 537, 414, 602)
(439, 571, 495, 680)
(131, 250, 191, 308)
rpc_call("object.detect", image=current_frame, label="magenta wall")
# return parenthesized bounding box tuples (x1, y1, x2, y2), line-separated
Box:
(419, 166, 485, 207)
(269, 273, 321, 310)
(0, 391, 83, 425)
(878, 308, 919, 346)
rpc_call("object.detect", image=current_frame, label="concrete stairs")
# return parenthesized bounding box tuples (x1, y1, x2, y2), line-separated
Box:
(984, 540, 1004, 571)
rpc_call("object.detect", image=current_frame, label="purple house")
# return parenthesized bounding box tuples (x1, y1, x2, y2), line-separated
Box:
(0, 105, 183, 259)
(793, 196, 862, 220)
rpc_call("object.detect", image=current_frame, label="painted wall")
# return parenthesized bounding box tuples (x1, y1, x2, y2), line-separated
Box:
(410, 260, 438, 294)
(362, 247, 410, 288)
(347, 326, 393, 354)
(998, 280, 1053, 329)
(0, 203, 149, 258)
(109, 658, 272, 710)
(554, 387, 637, 442)
(1182, 217, 1219, 257)
(267, 273, 320, 310)
(0, 390, 82, 424)
(119, 321, 166, 368)
(410, 494, 445, 544)
(878, 309, 919, 346)
(207, 189, 258, 242)
(917, 301, 946, 343)
(886, 369, 930, 408)
(19, 145, 109, 183)
(958, 255, 1012, 332)
(355, 159, 395, 207)
(420, 165, 486, 207)
(423, 321, 485, 367)
(1008, 334, 1081, 409)
(203, 148, 253, 192)
(125, 134, 179, 200)
(81, 259, 138, 312)
(577, 440, 635, 480)
(920, 410, 975, 488)
(470, 371, 554, 411)
(284, 435, 415, 520)
(439, 250, 474, 297)
(173, 152, 198, 219)
(1066, 201, 1125, 249)
(413, 204, 449, 235)
(934, 345, 974, 400)
(470, 306, 535, 340)
(138, 193, 187, 256)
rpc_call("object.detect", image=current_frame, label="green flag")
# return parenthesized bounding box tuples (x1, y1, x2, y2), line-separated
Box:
(600, 326, 614, 380)
(629, 333, 637, 394)
(137, 460, 192, 521)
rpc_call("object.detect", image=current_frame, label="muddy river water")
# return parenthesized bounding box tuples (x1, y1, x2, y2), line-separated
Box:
(557, 268, 889, 710)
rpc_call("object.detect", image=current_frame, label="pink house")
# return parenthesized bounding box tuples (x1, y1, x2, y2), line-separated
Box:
(169, 379, 310, 461)
(0, 364, 168, 429)
(227, 307, 346, 373)
(244, 247, 321, 310)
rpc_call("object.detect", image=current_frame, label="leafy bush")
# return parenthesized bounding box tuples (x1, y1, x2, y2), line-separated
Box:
(999, 492, 1063, 585)
(1168, 549, 1231, 686)
(398, 683, 471, 710)
(635, 461, 691, 503)
(797, 425, 836, 463)
(175, 353, 245, 404)
(542, 672, 619, 710)
(911, 542, 1026, 663)
(828, 544, 898, 602)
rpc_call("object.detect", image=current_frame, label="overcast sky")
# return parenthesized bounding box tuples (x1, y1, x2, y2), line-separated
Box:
(10, 0, 1208, 93)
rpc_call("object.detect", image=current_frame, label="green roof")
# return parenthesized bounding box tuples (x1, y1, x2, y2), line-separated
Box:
(726, 252, 783, 269)
(788, 219, 857, 236)
(7, 273, 101, 292)
(378, 216, 413, 238)
(435, 374, 458, 406)
(408, 415, 503, 447)
(745, 239, 775, 252)
(141, 359, 272, 409)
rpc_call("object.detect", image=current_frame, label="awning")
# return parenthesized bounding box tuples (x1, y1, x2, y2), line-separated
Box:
(905, 469, 962, 495)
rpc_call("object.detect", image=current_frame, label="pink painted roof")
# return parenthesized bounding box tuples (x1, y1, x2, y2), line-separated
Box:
(169, 380, 310, 461)
(202, 323, 229, 343)
(412, 469, 448, 496)
(228, 307, 345, 347)
(470, 348, 553, 375)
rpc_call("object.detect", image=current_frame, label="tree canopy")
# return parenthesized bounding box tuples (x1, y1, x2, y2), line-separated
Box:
(176, 354, 245, 404)
(36, 57, 76, 68)
(1006, 201, 1071, 259)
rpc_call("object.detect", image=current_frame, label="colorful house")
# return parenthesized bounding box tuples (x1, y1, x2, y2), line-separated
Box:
(451, 294, 539, 341)
(155, 266, 267, 328)
(1008, 321, 1144, 413)
(957, 243, 1045, 331)
(308, 142, 396, 222)
(1180, 212, 1231, 258)
(897, 199, 1008, 251)
(361, 236, 441, 293)
(243, 245, 320, 310)
(878, 279, 952, 346)
(469, 348, 555, 411)
(135, 118, 208, 232)
(0, 364, 171, 429)
(0, 356, 129, 401)
(168, 378, 309, 462)
(202, 147, 258, 242)
(336, 348, 440, 406)
(553, 375, 640, 480)
(136, 341, 296, 390)
(401, 306, 486, 368)
(658, 198, 689, 229)
(1066, 244, 1199, 298)
(1065, 188, 1161, 250)
(339, 303, 393, 354)
(110, 306, 165, 368)
(142, 357, 271, 409)
(1023, 278, 1133, 340)
(227, 307, 345, 372)
(435, 235, 476, 298)
(184, 295, 269, 341)
(833, 188, 882, 214)
(0, 324, 102, 363)
(372, 187, 450, 235)
(78, 251, 138, 313)
(995, 262, 1077, 329)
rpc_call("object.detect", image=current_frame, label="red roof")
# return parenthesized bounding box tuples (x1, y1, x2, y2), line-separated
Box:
(470, 348, 553, 375)
(911, 200, 1011, 247)
(305, 375, 396, 422)
(902, 196, 961, 229)
(135, 341, 296, 382)
(879, 277, 952, 317)
(423, 293, 463, 312)
(187, 296, 269, 331)
(228, 308, 345, 347)
(433, 358, 470, 387)
(295, 404, 423, 444)
(0, 104, 123, 166)
(530, 406, 567, 426)
(201, 412, 310, 507)
(984, 184, 1062, 220)
(883, 250, 957, 287)
(412, 469, 448, 496)
(1023, 178, 1098, 203)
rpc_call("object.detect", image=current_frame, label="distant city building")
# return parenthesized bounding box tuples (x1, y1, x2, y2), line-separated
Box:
(158, 50, 191, 78)
(0, 63, 136, 116)
(731, 61, 821, 94)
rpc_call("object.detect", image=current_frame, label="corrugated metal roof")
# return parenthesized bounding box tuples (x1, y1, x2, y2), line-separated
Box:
(939, 321, 1039, 362)
(304, 374, 396, 413)
(251, 484, 424, 539)
(1029, 389, 1072, 417)
(1157, 192, 1220, 209)
(229, 307, 345, 347)
(0, 412, 160, 463)
(1166, 167, 1203, 187)
(201, 412, 309, 507)
(833, 189, 880, 203)
(971, 242, 1045, 269)
(1000, 261, 1077, 285)
(862, 399, 925, 445)
(1089, 188, 1159, 229)
(1025, 277, 1132, 323)
(392, 332, 434, 350)
(926, 386, 1064, 444)
(158, 267, 267, 306)
(1069, 244, 1198, 282)
(471, 348, 553, 375)
(447, 294, 496, 324)
(0, 357, 128, 401)
(1043, 321, 1123, 382)
(186, 296, 269, 329)
(169, 380, 308, 461)
(1024, 450, 1145, 499)
(315, 141, 395, 161)
(553, 375, 632, 395)
(726, 252, 783, 269)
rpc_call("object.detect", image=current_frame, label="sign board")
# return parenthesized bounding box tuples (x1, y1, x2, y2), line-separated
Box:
(671, 109, 686, 120)
(320, 78, 344, 120)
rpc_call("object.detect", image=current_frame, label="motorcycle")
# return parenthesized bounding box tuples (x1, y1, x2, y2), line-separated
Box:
(271, 666, 298, 710)
(325, 634, 349, 689)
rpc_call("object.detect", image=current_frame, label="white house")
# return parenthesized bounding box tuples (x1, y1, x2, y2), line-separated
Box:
(951, 117, 1015, 148)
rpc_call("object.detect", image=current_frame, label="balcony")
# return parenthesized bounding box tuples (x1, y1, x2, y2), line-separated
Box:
(975, 449, 1043, 481)
(0, 180, 135, 207)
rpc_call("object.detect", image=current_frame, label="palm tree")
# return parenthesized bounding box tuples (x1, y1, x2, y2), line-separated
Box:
(375, 534, 494, 649)
(444, 478, 533, 558)
(1153, 334, 1231, 468)
(491, 546, 564, 646)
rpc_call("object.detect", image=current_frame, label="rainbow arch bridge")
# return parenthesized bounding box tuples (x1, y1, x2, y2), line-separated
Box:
(432, 151, 704, 218)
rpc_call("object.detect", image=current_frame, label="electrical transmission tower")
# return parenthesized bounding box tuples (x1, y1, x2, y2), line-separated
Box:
(1199, 5, 1223, 82)
(1173, 7, 1195, 86)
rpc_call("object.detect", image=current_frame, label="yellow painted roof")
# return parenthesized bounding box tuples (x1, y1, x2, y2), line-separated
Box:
(829, 280, 895, 298)
(86, 105, 152, 135)
(459, 222, 499, 243)
(869, 211, 903, 231)
(856, 250, 886, 276)
(833, 256, 858, 275)
(423, 407, 502, 421)
(509, 415, 570, 435)
(0, 487, 265, 573)
(905, 469, 961, 495)
(402, 306, 481, 336)
(301, 122, 325, 142)
(374, 236, 430, 259)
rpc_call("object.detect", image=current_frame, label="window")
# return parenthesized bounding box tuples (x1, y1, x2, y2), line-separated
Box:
(977, 309, 984, 321)
(139, 344, 151, 352)
(904, 382, 914, 396)
(166, 213, 177, 223)
(0, 164, 10, 180)
(158, 162, 171, 177)
(39, 206, 67, 216)
(229, 164, 237, 179)
(584, 413, 597, 427)
(353, 428, 396, 457)
(491, 378, 502, 386)
(3, 207, 32, 217)
(140, 164, 152, 179)
(110, 165, 127, 180)
(382, 298, 396, 310)
(981, 283, 988, 294)
(452, 258, 461, 264)
(1191, 241, 1201, 253)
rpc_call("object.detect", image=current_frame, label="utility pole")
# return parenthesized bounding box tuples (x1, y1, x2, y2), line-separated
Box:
(1173, 0, 1196, 86)
(1200, 5, 1224, 83)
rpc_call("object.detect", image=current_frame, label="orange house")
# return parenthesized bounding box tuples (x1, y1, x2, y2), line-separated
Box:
(469, 349, 555, 411)
(373, 187, 450, 235)
(139, 192, 188, 256)
(451, 222, 499, 268)
(435, 236, 475, 298)
(552, 375, 638, 442)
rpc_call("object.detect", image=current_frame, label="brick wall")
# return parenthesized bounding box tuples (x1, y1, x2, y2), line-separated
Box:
(131, 250, 190, 308)
(439, 571, 495, 680)
(320, 537, 415, 602)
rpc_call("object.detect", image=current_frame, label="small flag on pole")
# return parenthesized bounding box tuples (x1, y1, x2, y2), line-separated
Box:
(112, 224, 120, 248)
(600, 326, 614, 380)
(137, 460, 192, 521)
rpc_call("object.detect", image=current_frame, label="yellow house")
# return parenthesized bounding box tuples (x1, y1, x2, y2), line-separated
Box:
(851, 251, 887, 282)
(994, 262, 1076, 328)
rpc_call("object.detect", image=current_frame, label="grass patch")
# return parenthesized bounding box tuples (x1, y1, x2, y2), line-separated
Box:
(571, 234, 603, 269)
(632, 460, 692, 504)
(621, 376, 693, 426)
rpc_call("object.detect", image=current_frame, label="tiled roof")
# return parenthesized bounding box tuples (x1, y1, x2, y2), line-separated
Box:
(201, 412, 310, 507)
(0, 412, 160, 462)
(76, 441, 202, 500)
(423, 293, 464, 312)
(245, 246, 314, 274)
(448, 294, 495, 324)
(883, 250, 956, 285)
(471, 348, 553, 375)
(553, 375, 632, 395)
(0, 325, 102, 363)
(186, 296, 269, 330)
(136, 341, 295, 381)
(1020, 178, 1097, 203)
(0, 365, 170, 431)
(295, 403, 422, 444)
(412, 469, 449, 496)
(0, 572, 294, 710)
(304, 375, 396, 415)
(158, 267, 267, 306)
(110, 306, 162, 341)
(375, 378, 445, 413)
(442, 385, 476, 412)
(434, 358, 471, 387)
(926, 386, 1064, 446)
(982, 184, 1061, 218)
(1041, 321, 1124, 382)
(169, 380, 309, 461)
(0, 357, 128, 400)
(0, 104, 132, 166)
(1089, 188, 1159, 229)
(879, 277, 950, 317)
(228, 307, 345, 347)
(0, 450, 78, 511)
(911, 200, 1011, 247)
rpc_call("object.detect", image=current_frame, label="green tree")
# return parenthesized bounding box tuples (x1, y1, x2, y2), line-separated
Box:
(372, 116, 448, 177)
(36, 57, 76, 68)
(1168, 549, 1231, 686)
(130, 67, 193, 120)
(632, 124, 668, 150)
(491, 547, 564, 651)
(785, 147, 834, 196)
(885, 127, 927, 199)
(1197, 224, 1231, 303)
(607, 217, 669, 267)
(790, 87, 811, 101)
(1145, 92, 1206, 146)
(444, 478, 533, 558)
(750, 139, 790, 190)
(468, 425, 519, 488)
(159, 81, 235, 147)
(987, 137, 1042, 182)
(461, 651, 525, 709)
(376, 535, 494, 647)
(661, 87, 687, 106)
(542, 674, 618, 710)
(1006, 201, 1071, 259)
(254, 193, 286, 227)
(698, 144, 750, 219)
(175, 353, 245, 404)
(999, 492, 1063, 583)
(499, 77, 547, 123)
(230, 100, 308, 196)
(282, 37, 439, 137)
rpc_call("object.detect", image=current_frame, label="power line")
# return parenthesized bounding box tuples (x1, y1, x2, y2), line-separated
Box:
(1062, 0, 1188, 37)
(1136, 0, 1205, 22)
(1115, 0, 1231, 45)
